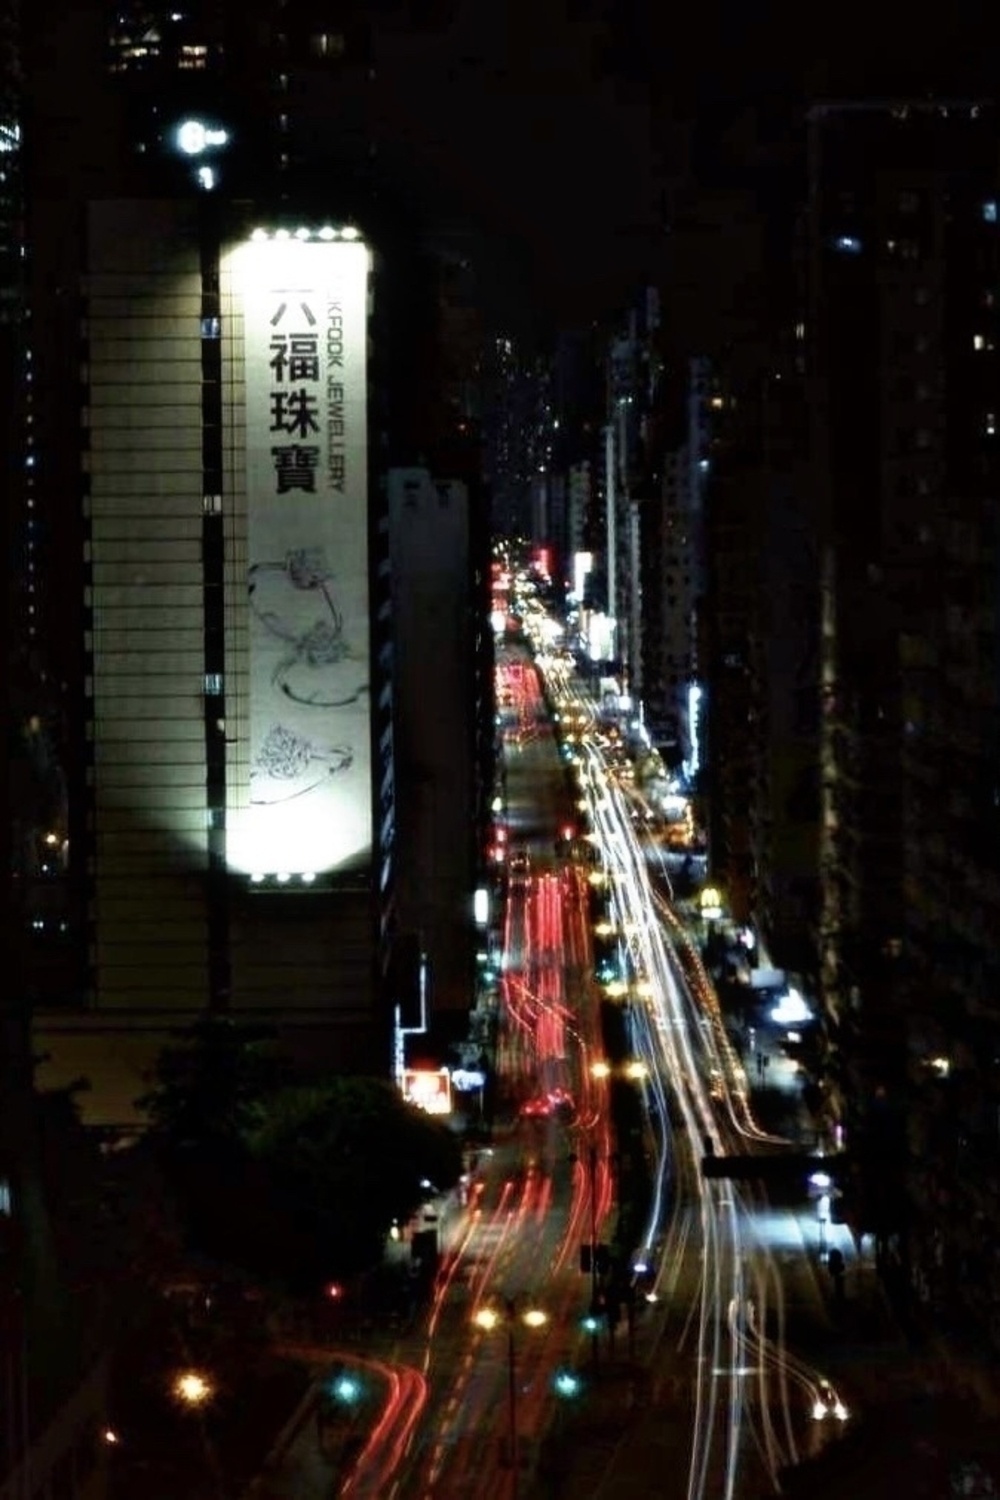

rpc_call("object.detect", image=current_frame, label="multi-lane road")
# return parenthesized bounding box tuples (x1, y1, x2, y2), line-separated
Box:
(262, 637, 853, 1500)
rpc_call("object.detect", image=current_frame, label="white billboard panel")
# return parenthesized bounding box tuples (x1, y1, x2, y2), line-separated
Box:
(227, 237, 371, 878)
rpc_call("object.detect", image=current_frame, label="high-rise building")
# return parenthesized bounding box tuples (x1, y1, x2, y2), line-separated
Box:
(3, 10, 115, 1494)
(20, 0, 399, 1123)
(642, 356, 710, 773)
(483, 335, 537, 539)
(804, 99, 1000, 1332)
(22, 0, 497, 1123)
(388, 469, 481, 1030)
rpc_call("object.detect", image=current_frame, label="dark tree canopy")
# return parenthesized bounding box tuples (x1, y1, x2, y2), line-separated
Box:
(249, 1078, 463, 1282)
(136, 1019, 462, 1293)
(136, 1015, 286, 1153)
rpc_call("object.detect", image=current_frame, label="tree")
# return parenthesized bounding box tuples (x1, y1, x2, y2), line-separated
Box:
(137, 1028, 463, 1294)
(247, 1078, 463, 1289)
(136, 1014, 285, 1152)
(135, 1016, 287, 1271)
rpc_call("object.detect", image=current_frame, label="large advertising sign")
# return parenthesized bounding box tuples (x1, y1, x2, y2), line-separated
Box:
(227, 235, 371, 879)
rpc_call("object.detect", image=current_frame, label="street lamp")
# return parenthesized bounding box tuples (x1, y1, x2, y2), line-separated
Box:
(473, 1298, 547, 1493)
(172, 1371, 214, 1408)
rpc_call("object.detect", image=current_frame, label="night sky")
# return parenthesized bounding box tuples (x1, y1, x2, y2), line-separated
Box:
(371, 0, 992, 328)
(375, 0, 659, 327)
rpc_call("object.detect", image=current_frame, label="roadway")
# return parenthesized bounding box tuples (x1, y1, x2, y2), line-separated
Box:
(257, 635, 855, 1500)
(365, 640, 614, 1498)
(257, 639, 615, 1500)
(522, 657, 853, 1500)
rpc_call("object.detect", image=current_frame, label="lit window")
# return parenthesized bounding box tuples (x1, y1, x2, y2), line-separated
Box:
(310, 32, 346, 59)
(974, 334, 986, 350)
(833, 235, 862, 254)
(203, 494, 222, 514)
(987, 413, 997, 437)
(200, 315, 221, 339)
(179, 44, 207, 69)
(204, 672, 223, 695)
(983, 201, 998, 224)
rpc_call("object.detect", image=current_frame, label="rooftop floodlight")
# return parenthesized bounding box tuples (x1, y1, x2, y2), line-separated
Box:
(341, 225, 360, 240)
(295, 226, 311, 240)
(175, 119, 229, 156)
(250, 228, 268, 242)
(274, 227, 291, 241)
(318, 225, 337, 240)
(176, 119, 209, 155)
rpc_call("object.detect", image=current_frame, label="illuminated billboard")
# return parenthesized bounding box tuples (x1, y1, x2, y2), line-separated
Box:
(226, 233, 371, 879)
(402, 1068, 452, 1116)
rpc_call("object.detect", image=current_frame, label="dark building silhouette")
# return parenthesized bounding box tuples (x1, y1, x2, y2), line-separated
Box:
(803, 99, 1000, 1331)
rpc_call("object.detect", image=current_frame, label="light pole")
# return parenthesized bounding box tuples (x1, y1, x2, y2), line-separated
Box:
(473, 1299, 547, 1494)
(587, 1144, 599, 1349)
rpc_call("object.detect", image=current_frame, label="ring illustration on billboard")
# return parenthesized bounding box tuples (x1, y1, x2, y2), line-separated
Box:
(249, 548, 369, 709)
(250, 723, 353, 805)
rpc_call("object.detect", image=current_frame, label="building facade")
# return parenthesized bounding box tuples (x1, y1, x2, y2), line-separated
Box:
(805, 99, 1000, 1334)
(388, 468, 481, 1029)
(31, 198, 393, 1123)
(19, 1, 399, 1122)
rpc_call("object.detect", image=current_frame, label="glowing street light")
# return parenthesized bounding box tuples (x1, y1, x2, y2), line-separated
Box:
(553, 1369, 582, 1399)
(472, 1297, 547, 1494)
(173, 1371, 214, 1408)
(331, 1373, 362, 1405)
(590, 1060, 612, 1080)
